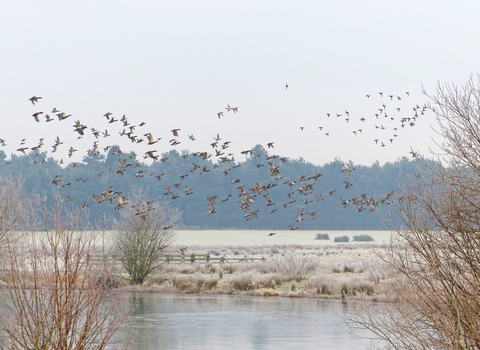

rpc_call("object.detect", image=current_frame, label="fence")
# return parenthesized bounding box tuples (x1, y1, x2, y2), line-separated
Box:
(160, 253, 265, 264)
(90, 253, 265, 265)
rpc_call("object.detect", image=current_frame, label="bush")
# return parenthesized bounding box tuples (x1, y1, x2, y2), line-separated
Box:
(173, 275, 194, 291)
(352, 234, 374, 242)
(319, 283, 332, 295)
(341, 283, 375, 296)
(334, 235, 350, 243)
(195, 275, 219, 290)
(231, 272, 254, 290)
(270, 247, 280, 254)
(315, 233, 330, 240)
(253, 273, 283, 288)
(264, 255, 317, 282)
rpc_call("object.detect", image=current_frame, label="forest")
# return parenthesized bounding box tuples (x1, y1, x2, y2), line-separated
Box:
(0, 145, 425, 230)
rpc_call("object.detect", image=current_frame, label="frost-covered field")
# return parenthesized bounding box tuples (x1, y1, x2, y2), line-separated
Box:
(173, 230, 394, 247)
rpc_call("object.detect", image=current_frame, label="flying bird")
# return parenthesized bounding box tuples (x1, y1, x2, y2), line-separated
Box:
(29, 96, 42, 105)
(32, 112, 43, 122)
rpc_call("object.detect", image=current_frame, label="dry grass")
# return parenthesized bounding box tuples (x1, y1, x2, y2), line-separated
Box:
(117, 243, 391, 300)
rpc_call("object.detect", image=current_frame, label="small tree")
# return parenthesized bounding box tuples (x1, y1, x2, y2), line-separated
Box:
(113, 190, 180, 284)
(0, 192, 132, 349)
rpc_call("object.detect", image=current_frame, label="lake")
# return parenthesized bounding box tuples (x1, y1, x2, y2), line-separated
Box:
(123, 293, 379, 350)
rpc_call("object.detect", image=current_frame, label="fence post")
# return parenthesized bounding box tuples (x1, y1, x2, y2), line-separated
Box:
(206, 253, 210, 262)
(191, 254, 195, 263)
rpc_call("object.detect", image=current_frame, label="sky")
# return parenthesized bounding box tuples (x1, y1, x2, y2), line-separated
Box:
(2, 1, 480, 166)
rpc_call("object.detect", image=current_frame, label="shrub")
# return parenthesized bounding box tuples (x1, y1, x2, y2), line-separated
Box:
(352, 234, 374, 242)
(253, 273, 283, 288)
(222, 265, 235, 274)
(334, 235, 350, 243)
(195, 275, 219, 290)
(231, 273, 254, 290)
(255, 289, 280, 297)
(320, 283, 331, 295)
(351, 283, 375, 296)
(173, 275, 194, 291)
(315, 233, 330, 240)
(264, 255, 317, 282)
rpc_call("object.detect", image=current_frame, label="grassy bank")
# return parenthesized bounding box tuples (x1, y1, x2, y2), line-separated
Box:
(118, 242, 392, 301)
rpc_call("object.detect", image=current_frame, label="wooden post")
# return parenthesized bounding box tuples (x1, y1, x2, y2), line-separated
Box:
(206, 253, 210, 262)
(191, 254, 195, 263)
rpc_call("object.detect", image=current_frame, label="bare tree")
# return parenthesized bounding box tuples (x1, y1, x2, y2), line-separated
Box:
(348, 75, 480, 349)
(113, 189, 180, 284)
(0, 193, 133, 349)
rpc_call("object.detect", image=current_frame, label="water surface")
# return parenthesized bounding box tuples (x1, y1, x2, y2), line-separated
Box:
(124, 293, 377, 350)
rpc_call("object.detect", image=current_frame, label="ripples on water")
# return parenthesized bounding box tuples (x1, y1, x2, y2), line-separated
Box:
(122, 293, 377, 350)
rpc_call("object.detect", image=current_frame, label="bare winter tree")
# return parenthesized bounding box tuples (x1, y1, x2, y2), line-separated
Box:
(113, 189, 180, 284)
(348, 75, 480, 349)
(0, 193, 133, 350)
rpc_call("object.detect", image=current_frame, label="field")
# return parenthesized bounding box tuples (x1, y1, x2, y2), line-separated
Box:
(122, 230, 395, 300)
(173, 230, 393, 247)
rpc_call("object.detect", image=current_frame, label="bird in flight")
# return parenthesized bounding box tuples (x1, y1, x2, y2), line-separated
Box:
(410, 147, 419, 157)
(32, 112, 43, 122)
(29, 96, 42, 105)
(285, 83, 289, 89)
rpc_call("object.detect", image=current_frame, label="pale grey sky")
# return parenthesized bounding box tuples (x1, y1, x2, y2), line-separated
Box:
(2, 1, 480, 165)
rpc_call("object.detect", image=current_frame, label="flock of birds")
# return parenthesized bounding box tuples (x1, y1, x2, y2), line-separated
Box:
(0, 88, 428, 235)
(295, 91, 428, 151)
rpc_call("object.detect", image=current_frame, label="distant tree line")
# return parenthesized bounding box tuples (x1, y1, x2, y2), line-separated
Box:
(0, 145, 426, 230)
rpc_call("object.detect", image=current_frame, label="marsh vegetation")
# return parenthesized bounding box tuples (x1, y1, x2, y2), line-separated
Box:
(117, 242, 386, 301)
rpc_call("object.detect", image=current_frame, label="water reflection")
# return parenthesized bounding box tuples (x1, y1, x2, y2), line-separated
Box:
(123, 294, 375, 350)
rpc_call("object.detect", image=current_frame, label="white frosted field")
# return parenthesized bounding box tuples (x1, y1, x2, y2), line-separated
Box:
(173, 230, 394, 247)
